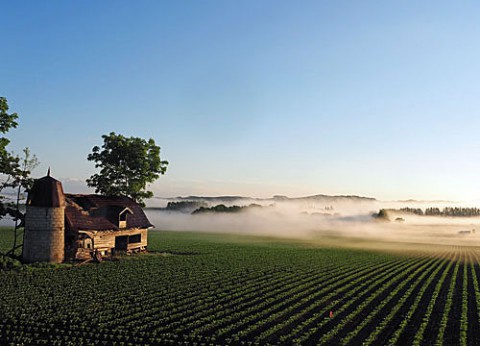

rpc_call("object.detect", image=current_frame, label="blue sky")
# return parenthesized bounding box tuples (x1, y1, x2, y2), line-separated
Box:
(2, 1, 480, 200)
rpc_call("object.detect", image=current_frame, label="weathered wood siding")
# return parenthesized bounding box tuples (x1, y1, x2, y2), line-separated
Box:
(91, 228, 148, 250)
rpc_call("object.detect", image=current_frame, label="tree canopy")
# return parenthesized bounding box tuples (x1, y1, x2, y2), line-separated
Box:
(0, 97, 19, 180)
(86, 132, 168, 206)
(0, 97, 38, 221)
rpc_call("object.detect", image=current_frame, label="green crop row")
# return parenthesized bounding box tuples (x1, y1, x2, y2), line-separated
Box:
(0, 229, 479, 345)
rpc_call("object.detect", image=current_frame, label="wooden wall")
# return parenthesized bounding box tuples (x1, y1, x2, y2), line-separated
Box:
(90, 228, 148, 251)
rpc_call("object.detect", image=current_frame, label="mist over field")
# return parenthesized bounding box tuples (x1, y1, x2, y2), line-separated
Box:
(145, 196, 480, 247)
(3, 193, 480, 248)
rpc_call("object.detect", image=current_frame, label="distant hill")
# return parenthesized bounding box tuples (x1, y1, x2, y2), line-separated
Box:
(152, 194, 377, 206)
(173, 196, 262, 203)
(395, 199, 457, 204)
(284, 194, 377, 203)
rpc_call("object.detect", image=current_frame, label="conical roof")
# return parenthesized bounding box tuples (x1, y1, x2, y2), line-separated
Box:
(27, 171, 65, 207)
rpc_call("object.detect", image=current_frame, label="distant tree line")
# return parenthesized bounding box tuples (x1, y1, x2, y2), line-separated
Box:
(424, 207, 480, 217)
(166, 201, 208, 212)
(399, 207, 424, 215)
(378, 207, 480, 218)
(192, 204, 263, 215)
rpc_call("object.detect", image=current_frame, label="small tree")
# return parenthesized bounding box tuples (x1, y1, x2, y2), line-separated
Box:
(10, 148, 38, 256)
(86, 132, 168, 206)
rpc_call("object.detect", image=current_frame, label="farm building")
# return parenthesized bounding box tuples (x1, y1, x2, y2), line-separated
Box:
(22, 172, 153, 263)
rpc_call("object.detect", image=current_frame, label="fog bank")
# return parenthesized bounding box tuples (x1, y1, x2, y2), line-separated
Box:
(146, 198, 480, 247)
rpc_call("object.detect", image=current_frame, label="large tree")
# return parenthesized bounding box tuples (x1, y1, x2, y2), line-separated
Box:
(0, 97, 19, 178)
(86, 132, 168, 206)
(0, 97, 38, 221)
(0, 97, 19, 219)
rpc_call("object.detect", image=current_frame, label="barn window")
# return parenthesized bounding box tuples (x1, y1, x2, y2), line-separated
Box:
(129, 234, 141, 244)
(118, 208, 133, 228)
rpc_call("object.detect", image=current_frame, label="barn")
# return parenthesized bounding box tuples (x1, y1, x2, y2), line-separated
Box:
(23, 172, 153, 263)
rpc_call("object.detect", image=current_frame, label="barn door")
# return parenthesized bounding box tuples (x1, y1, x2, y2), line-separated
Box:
(115, 236, 128, 251)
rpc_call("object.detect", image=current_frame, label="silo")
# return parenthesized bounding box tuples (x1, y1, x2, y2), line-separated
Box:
(23, 172, 65, 263)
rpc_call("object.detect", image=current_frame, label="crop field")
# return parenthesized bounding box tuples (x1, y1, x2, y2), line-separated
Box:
(1, 229, 480, 345)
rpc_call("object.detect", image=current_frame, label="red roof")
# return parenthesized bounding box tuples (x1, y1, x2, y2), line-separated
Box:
(65, 194, 153, 231)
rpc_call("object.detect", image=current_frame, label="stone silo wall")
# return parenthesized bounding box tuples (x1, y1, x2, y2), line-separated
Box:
(23, 206, 65, 263)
